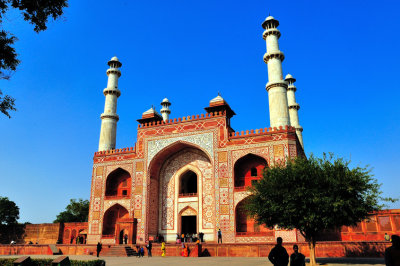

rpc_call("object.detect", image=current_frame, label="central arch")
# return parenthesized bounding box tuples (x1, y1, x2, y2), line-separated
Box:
(146, 141, 213, 242)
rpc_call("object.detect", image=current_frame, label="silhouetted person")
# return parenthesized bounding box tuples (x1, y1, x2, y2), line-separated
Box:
(385, 235, 400, 266)
(124, 234, 128, 244)
(218, 229, 222, 244)
(268, 237, 289, 266)
(96, 242, 102, 257)
(146, 241, 152, 257)
(290, 244, 305, 266)
(199, 232, 204, 242)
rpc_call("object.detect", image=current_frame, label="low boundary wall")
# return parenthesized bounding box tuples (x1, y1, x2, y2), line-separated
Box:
(0, 241, 392, 258)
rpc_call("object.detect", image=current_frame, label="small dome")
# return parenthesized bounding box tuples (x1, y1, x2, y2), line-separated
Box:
(210, 94, 225, 104)
(285, 74, 294, 79)
(142, 107, 156, 115)
(162, 98, 169, 103)
(265, 16, 275, 21)
(110, 56, 119, 61)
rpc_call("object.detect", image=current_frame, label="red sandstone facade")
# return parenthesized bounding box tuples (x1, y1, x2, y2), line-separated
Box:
(86, 97, 304, 245)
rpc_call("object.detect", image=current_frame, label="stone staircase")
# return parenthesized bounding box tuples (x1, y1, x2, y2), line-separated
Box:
(101, 245, 138, 257)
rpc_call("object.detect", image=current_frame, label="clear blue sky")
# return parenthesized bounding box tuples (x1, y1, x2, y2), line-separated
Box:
(0, 0, 399, 223)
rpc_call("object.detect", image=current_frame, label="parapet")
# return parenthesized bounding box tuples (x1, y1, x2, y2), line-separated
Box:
(138, 110, 226, 129)
(229, 125, 296, 139)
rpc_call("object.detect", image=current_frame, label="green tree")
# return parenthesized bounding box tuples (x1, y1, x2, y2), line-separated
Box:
(0, 0, 68, 118)
(54, 199, 89, 223)
(247, 154, 395, 266)
(0, 196, 19, 225)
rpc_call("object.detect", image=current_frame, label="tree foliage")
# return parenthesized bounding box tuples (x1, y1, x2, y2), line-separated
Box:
(54, 198, 89, 223)
(0, 0, 68, 118)
(0, 196, 19, 225)
(247, 153, 395, 266)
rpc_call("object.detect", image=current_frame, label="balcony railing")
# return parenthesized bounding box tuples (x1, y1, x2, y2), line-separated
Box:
(179, 193, 198, 197)
(102, 234, 114, 238)
(104, 195, 130, 200)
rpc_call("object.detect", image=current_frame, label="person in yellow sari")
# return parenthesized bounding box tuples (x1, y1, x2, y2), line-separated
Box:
(161, 241, 166, 257)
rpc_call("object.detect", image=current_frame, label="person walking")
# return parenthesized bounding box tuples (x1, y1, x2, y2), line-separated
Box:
(161, 241, 166, 257)
(385, 235, 400, 266)
(217, 229, 222, 244)
(290, 244, 305, 266)
(96, 242, 102, 257)
(268, 237, 289, 266)
(146, 241, 152, 257)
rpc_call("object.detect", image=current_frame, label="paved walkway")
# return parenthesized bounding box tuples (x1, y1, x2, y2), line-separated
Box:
(0, 255, 385, 266)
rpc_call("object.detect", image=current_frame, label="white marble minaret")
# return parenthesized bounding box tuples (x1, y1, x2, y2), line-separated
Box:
(98, 56, 122, 151)
(160, 98, 171, 122)
(285, 74, 304, 148)
(262, 16, 290, 128)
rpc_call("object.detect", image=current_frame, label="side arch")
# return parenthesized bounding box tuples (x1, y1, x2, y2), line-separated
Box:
(102, 203, 130, 236)
(105, 167, 131, 198)
(234, 153, 267, 188)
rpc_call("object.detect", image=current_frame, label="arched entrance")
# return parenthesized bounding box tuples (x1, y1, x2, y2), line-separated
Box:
(102, 204, 135, 244)
(179, 207, 198, 235)
(147, 141, 213, 242)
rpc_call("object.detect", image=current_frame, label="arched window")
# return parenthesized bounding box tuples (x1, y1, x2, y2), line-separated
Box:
(234, 154, 267, 188)
(179, 170, 197, 196)
(105, 168, 131, 198)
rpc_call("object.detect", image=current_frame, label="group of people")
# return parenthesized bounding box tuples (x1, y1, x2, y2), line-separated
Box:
(136, 241, 153, 257)
(176, 232, 204, 243)
(268, 237, 305, 266)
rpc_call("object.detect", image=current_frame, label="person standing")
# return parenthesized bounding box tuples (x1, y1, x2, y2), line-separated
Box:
(385, 233, 391, 242)
(290, 245, 305, 266)
(161, 241, 166, 257)
(146, 241, 152, 257)
(96, 242, 102, 257)
(268, 237, 289, 266)
(217, 229, 222, 244)
(385, 235, 400, 266)
(124, 234, 128, 244)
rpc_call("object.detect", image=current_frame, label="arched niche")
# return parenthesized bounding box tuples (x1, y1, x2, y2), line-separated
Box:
(102, 204, 129, 236)
(235, 197, 271, 236)
(234, 154, 267, 188)
(179, 170, 198, 196)
(105, 168, 131, 198)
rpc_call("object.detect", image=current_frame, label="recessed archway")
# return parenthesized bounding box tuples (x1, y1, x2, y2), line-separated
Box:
(102, 204, 129, 236)
(234, 154, 267, 188)
(105, 168, 131, 198)
(179, 207, 198, 235)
